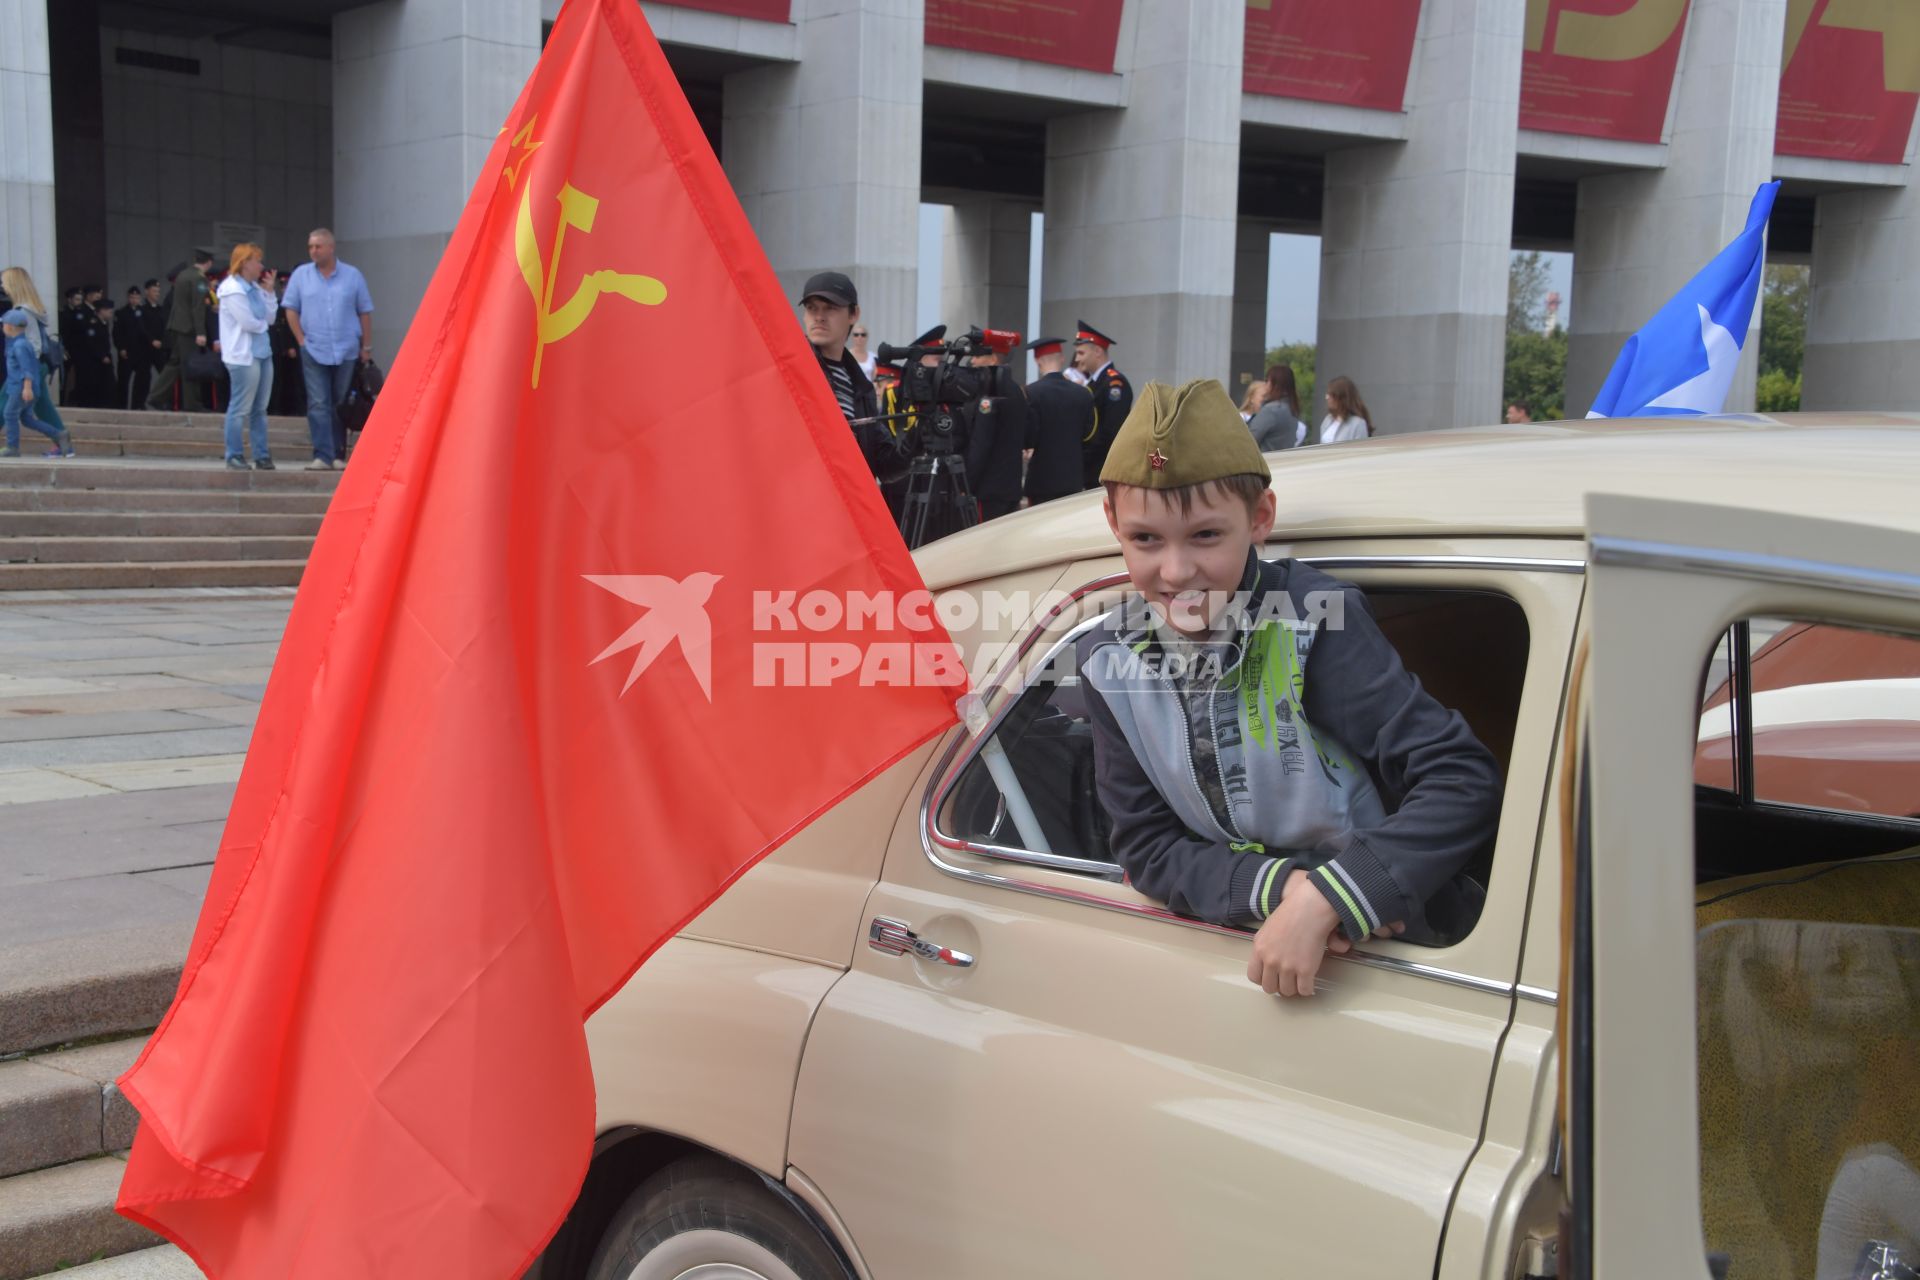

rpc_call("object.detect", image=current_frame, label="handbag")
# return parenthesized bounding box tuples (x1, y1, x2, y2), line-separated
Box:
(185, 349, 224, 381)
(337, 357, 385, 436)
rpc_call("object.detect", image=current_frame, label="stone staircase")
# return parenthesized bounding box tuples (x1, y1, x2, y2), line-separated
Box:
(0, 927, 185, 1278)
(0, 408, 339, 592)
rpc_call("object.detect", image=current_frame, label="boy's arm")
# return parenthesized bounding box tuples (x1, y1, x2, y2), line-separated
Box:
(1082, 657, 1284, 929)
(1299, 584, 1503, 942)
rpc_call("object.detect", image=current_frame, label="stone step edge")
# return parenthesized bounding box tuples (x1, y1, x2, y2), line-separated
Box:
(0, 925, 189, 1060)
(0, 1036, 147, 1181)
(0, 1153, 158, 1280)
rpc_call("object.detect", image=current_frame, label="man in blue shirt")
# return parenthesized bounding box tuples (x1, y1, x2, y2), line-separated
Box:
(282, 227, 373, 470)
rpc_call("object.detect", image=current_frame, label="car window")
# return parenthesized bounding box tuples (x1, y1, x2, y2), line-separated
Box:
(936, 573, 1531, 941)
(1692, 617, 1920, 1280)
(943, 602, 1122, 875)
(1697, 618, 1920, 821)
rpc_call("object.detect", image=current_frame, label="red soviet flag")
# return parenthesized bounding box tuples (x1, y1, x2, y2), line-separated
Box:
(114, 0, 962, 1272)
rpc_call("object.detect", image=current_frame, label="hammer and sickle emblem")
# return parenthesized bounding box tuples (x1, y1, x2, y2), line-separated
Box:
(516, 182, 667, 388)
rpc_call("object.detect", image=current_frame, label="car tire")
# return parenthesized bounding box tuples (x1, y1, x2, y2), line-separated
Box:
(585, 1155, 851, 1280)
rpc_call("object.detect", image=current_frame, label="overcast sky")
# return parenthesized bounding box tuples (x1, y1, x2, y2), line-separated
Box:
(915, 206, 1575, 365)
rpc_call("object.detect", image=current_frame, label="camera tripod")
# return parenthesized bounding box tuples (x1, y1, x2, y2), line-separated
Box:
(897, 451, 979, 549)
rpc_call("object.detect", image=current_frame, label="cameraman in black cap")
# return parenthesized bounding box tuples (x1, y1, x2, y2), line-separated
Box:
(799, 271, 876, 427)
(799, 270, 898, 496)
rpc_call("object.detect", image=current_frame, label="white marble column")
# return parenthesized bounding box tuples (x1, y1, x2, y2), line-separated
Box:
(939, 198, 1034, 338)
(1803, 178, 1920, 410)
(1039, 0, 1241, 388)
(1565, 0, 1785, 417)
(332, 0, 541, 364)
(723, 0, 922, 351)
(1317, 0, 1523, 435)
(0, 0, 57, 304)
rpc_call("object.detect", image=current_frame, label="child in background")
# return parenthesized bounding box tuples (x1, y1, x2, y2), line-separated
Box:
(3, 308, 72, 458)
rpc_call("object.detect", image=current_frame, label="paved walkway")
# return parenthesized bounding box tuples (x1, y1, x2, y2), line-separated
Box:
(0, 589, 292, 949)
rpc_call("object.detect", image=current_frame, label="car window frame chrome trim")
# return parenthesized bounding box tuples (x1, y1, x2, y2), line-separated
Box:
(920, 552, 1583, 1007)
(1590, 536, 1920, 604)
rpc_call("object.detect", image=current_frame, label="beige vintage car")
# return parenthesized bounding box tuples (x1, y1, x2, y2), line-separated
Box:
(532, 415, 1920, 1280)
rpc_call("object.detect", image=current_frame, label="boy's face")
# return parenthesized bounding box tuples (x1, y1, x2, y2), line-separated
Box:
(2, 323, 21, 339)
(1105, 483, 1276, 638)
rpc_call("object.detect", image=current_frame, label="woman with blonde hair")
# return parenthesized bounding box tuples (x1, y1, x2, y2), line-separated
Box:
(0, 266, 68, 440)
(216, 244, 276, 469)
(1317, 374, 1374, 444)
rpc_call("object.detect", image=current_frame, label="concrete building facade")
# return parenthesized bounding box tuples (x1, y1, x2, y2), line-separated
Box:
(3, 0, 1916, 428)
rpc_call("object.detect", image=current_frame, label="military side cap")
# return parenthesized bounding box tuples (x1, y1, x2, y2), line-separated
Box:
(2, 308, 31, 327)
(1026, 335, 1066, 357)
(1100, 379, 1271, 488)
(1074, 320, 1115, 348)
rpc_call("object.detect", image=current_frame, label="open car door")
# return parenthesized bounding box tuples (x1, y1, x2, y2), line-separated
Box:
(1566, 494, 1920, 1280)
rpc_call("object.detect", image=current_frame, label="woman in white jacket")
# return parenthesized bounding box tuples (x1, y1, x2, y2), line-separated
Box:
(1316, 374, 1374, 444)
(217, 244, 276, 470)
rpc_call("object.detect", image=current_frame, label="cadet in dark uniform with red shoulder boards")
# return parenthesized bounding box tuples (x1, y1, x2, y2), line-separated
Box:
(1072, 319, 1133, 487)
(1022, 335, 1094, 507)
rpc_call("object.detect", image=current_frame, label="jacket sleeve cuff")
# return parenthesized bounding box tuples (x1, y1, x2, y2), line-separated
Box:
(1310, 837, 1406, 943)
(1226, 854, 1285, 929)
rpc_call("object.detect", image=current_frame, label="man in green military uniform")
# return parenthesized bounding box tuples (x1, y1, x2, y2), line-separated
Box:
(1072, 319, 1133, 488)
(145, 250, 215, 412)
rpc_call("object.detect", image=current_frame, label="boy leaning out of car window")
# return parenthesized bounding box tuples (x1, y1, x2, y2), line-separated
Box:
(1075, 379, 1503, 998)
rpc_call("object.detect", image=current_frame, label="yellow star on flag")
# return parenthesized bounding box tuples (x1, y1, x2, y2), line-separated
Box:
(502, 117, 543, 190)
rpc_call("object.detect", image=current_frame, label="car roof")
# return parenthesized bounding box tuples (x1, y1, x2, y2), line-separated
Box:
(914, 413, 1920, 589)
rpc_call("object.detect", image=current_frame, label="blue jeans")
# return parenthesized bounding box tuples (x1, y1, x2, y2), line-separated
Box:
(29, 364, 64, 436)
(301, 350, 356, 463)
(223, 360, 274, 462)
(4, 385, 60, 450)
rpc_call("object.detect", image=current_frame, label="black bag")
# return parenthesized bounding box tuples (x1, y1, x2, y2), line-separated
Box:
(35, 316, 63, 374)
(185, 349, 224, 381)
(336, 357, 384, 437)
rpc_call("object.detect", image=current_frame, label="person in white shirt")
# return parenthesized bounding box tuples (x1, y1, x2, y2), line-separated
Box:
(848, 323, 876, 383)
(1317, 374, 1374, 444)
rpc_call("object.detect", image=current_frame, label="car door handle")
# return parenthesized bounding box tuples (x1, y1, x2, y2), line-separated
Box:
(868, 916, 975, 968)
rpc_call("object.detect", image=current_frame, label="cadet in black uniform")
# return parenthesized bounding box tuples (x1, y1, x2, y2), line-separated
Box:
(115, 287, 151, 408)
(1072, 319, 1133, 488)
(76, 298, 118, 407)
(58, 288, 88, 402)
(957, 334, 1028, 521)
(1021, 335, 1094, 507)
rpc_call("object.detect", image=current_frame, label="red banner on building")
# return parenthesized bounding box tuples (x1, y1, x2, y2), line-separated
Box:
(654, 0, 791, 21)
(1776, 0, 1920, 164)
(1519, 0, 1689, 143)
(1242, 0, 1421, 110)
(926, 0, 1124, 74)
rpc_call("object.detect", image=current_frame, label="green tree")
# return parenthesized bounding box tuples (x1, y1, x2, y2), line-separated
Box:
(1508, 251, 1552, 335)
(1504, 328, 1568, 421)
(1261, 341, 1316, 411)
(1757, 264, 1808, 410)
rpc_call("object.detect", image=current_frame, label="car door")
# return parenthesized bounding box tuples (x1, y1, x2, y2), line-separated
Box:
(788, 544, 1581, 1279)
(1565, 494, 1920, 1280)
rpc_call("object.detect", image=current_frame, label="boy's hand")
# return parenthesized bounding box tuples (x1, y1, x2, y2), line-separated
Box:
(21, 385, 33, 402)
(1247, 869, 1348, 997)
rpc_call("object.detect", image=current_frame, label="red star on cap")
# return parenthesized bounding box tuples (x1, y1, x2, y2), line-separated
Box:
(1148, 449, 1168, 470)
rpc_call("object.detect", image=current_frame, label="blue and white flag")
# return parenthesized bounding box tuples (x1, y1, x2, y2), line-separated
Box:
(1587, 181, 1780, 419)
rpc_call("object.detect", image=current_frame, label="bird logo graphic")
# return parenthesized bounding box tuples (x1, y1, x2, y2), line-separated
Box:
(584, 572, 723, 700)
